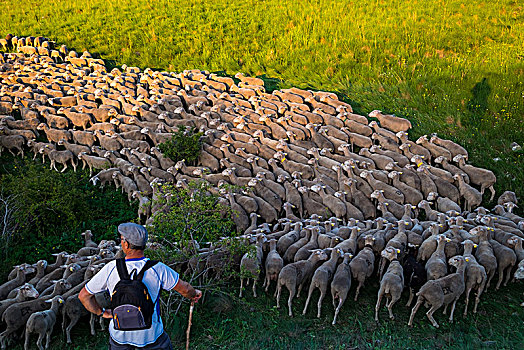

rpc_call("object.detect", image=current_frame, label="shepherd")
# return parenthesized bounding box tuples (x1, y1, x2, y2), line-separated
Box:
(79, 222, 202, 350)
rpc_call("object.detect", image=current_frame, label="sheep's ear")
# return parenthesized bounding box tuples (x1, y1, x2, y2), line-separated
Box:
(465, 257, 470, 262)
(473, 244, 478, 248)
(396, 249, 401, 254)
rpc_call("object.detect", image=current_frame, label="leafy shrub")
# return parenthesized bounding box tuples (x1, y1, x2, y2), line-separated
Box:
(0, 154, 137, 280)
(158, 126, 203, 165)
(148, 180, 235, 254)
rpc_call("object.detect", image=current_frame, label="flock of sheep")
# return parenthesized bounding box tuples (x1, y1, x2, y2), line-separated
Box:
(0, 34, 523, 348)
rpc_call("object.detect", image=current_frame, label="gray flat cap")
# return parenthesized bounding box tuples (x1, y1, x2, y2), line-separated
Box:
(118, 223, 148, 247)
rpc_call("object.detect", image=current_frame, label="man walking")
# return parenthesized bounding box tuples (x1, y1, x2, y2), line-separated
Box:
(79, 222, 202, 349)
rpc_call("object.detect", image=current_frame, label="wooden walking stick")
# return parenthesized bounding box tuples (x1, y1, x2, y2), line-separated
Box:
(186, 301, 195, 350)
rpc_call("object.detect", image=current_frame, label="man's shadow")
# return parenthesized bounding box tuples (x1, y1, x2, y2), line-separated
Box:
(467, 78, 491, 124)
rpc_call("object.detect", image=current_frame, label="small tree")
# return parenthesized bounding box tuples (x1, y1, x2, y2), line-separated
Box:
(158, 126, 203, 165)
(149, 180, 235, 254)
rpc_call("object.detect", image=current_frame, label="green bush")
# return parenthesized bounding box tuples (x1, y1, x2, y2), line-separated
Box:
(0, 154, 137, 280)
(149, 180, 235, 253)
(158, 126, 203, 165)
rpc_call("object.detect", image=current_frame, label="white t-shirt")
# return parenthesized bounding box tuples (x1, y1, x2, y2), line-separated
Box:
(85, 257, 179, 346)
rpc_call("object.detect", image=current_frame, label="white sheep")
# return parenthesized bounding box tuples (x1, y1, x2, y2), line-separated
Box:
(24, 295, 64, 350)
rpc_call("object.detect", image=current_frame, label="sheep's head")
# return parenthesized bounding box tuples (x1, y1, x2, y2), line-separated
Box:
(415, 135, 428, 144)
(20, 283, 39, 299)
(368, 110, 381, 118)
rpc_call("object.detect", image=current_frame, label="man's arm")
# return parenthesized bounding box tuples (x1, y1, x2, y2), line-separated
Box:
(79, 287, 112, 319)
(173, 279, 202, 303)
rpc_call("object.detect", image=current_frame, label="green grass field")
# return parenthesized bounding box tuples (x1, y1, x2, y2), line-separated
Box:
(1, 0, 524, 348)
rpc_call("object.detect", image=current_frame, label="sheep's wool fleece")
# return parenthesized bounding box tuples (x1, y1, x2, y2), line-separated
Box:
(85, 257, 179, 346)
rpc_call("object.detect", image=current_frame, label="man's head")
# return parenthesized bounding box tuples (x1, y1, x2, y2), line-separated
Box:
(118, 223, 148, 251)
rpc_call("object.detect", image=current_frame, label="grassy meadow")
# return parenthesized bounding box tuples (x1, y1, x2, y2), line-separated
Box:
(1, 0, 524, 348)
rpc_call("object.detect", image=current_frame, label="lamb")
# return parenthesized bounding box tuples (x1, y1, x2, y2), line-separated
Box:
(276, 249, 329, 317)
(408, 256, 467, 328)
(40, 147, 77, 172)
(425, 234, 450, 281)
(277, 222, 303, 256)
(24, 296, 64, 350)
(375, 247, 404, 321)
(461, 240, 487, 316)
(239, 234, 266, 297)
(403, 244, 427, 307)
(330, 252, 353, 325)
(489, 232, 517, 290)
(430, 134, 468, 160)
(57, 139, 91, 157)
(368, 110, 412, 132)
(349, 235, 376, 301)
(497, 191, 517, 206)
(0, 284, 40, 320)
(263, 239, 284, 293)
(78, 152, 112, 176)
(416, 135, 452, 160)
(303, 247, 343, 318)
(0, 265, 35, 300)
(453, 174, 482, 212)
(0, 134, 25, 157)
(426, 191, 461, 213)
(453, 154, 496, 201)
(62, 289, 110, 344)
(90, 168, 121, 188)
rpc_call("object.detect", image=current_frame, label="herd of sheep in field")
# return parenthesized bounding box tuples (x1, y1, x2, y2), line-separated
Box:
(0, 34, 523, 349)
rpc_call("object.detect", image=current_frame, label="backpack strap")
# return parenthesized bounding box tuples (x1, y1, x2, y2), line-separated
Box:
(136, 260, 158, 281)
(115, 258, 130, 280)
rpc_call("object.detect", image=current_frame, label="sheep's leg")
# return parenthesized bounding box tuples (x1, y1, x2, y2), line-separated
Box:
(426, 304, 441, 328)
(474, 281, 486, 314)
(408, 297, 423, 327)
(332, 296, 345, 325)
(503, 266, 513, 286)
(72, 159, 77, 172)
(66, 314, 81, 343)
(252, 278, 257, 297)
(495, 267, 504, 290)
(302, 283, 316, 315)
(61, 162, 68, 172)
(36, 332, 45, 350)
(275, 281, 282, 308)
(463, 287, 472, 317)
(24, 330, 30, 350)
(99, 315, 105, 331)
(488, 186, 495, 202)
(375, 290, 383, 322)
(388, 294, 400, 320)
(297, 281, 304, 298)
(486, 269, 495, 289)
(287, 286, 296, 317)
(443, 303, 448, 315)
(317, 285, 327, 318)
(239, 278, 244, 297)
(449, 299, 458, 323)
(354, 280, 363, 301)
(45, 330, 52, 350)
(406, 288, 414, 307)
(262, 274, 268, 290)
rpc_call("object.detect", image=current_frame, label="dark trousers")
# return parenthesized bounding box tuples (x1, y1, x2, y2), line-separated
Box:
(109, 332, 173, 350)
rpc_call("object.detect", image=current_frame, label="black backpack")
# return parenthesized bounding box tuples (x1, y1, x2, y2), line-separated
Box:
(110, 258, 158, 331)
